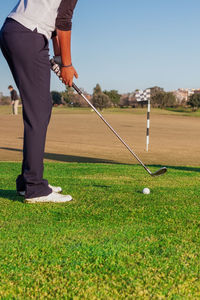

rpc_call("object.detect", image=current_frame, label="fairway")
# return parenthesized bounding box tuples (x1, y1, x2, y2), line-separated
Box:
(1, 106, 200, 166)
(0, 162, 200, 299)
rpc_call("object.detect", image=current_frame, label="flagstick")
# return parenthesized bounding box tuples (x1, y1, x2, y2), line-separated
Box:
(146, 98, 150, 152)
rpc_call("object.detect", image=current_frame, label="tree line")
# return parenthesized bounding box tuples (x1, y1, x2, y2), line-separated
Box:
(50, 84, 183, 110)
(1, 84, 200, 110)
(51, 84, 122, 110)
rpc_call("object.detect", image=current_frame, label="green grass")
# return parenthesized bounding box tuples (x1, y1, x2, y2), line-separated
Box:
(165, 107, 200, 117)
(1, 104, 200, 118)
(0, 162, 200, 299)
(0, 104, 22, 115)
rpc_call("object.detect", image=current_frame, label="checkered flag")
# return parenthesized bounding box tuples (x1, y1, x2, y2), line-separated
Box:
(135, 89, 151, 102)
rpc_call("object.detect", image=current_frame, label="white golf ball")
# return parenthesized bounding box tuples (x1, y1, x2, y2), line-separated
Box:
(143, 188, 150, 194)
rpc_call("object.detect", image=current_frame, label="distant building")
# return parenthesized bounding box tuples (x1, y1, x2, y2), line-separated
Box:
(172, 88, 200, 104)
(172, 89, 189, 104)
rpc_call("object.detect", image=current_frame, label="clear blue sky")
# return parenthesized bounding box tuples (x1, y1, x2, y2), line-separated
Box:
(1, 0, 200, 96)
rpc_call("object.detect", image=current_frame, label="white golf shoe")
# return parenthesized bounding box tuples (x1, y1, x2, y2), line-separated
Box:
(49, 184, 62, 193)
(25, 191, 72, 203)
(18, 184, 62, 197)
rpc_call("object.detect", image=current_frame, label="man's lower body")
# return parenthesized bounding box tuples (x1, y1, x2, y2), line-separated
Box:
(0, 18, 53, 199)
(12, 100, 19, 115)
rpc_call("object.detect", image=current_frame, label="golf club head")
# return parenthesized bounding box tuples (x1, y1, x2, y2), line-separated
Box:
(151, 167, 167, 177)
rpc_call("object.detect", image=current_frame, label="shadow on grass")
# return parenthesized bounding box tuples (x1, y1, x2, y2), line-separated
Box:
(85, 184, 111, 189)
(1, 147, 200, 173)
(93, 184, 111, 188)
(0, 147, 119, 164)
(150, 165, 200, 173)
(166, 108, 192, 113)
(0, 189, 23, 203)
(166, 165, 200, 173)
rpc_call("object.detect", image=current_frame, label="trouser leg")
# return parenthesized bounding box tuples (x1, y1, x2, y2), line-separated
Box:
(14, 100, 19, 115)
(12, 103, 14, 115)
(0, 19, 52, 198)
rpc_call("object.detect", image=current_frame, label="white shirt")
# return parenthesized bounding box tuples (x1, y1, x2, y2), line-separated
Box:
(8, 0, 63, 40)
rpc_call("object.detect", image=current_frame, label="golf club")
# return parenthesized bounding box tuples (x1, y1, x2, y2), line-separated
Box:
(50, 58, 167, 177)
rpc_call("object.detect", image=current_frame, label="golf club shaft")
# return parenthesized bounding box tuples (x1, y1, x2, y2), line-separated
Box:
(72, 83, 151, 175)
(50, 58, 166, 176)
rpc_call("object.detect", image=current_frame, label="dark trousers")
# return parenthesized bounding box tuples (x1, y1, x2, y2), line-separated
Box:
(0, 18, 52, 198)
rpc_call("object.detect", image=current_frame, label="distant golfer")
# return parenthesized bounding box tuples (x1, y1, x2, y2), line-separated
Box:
(0, 0, 78, 203)
(8, 85, 19, 115)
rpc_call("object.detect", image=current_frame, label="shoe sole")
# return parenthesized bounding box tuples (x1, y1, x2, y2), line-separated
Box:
(24, 197, 73, 204)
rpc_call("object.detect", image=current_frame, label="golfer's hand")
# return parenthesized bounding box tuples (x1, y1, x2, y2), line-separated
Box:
(11, 101, 14, 105)
(60, 66, 78, 87)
